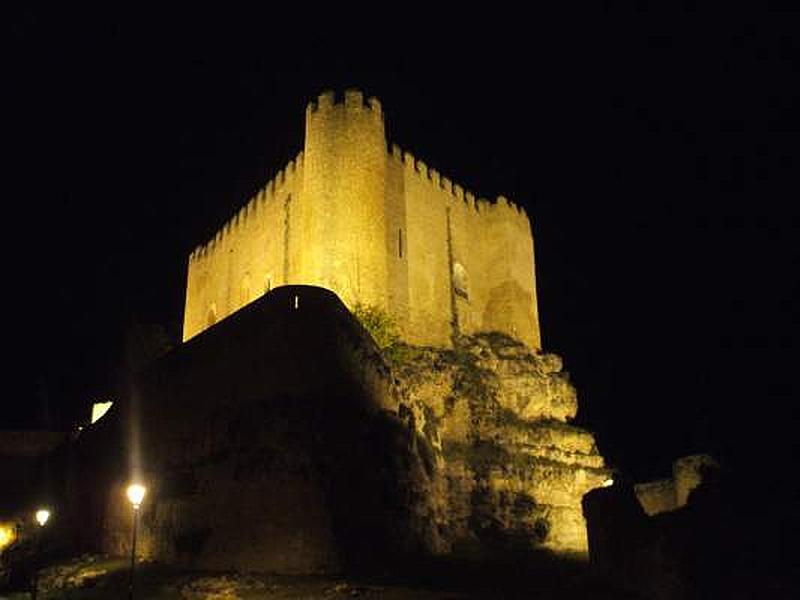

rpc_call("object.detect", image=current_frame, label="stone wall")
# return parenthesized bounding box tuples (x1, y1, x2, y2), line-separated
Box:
(582, 467, 767, 599)
(182, 90, 541, 350)
(182, 155, 304, 341)
(111, 286, 439, 573)
(634, 479, 677, 516)
(387, 146, 540, 349)
(633, 454, 719, 516)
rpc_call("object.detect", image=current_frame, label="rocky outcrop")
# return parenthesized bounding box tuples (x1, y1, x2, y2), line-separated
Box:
(389, 333, 608, 556)
(15, 289, 607, 575)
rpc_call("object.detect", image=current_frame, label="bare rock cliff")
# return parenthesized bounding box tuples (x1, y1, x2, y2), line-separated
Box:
(389, 333, 608, 556)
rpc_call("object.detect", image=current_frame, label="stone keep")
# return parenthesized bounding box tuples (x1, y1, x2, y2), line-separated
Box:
(177, 91, 607, 558)
(183, 90, 541, 349)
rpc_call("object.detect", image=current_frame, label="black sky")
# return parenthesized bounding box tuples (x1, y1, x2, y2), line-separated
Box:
(6, 7, 798, 484)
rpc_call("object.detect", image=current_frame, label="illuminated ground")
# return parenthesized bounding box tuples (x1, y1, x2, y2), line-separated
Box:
(1, 554, 642, 599)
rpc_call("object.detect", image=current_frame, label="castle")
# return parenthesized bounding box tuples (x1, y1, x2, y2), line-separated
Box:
(0, 92, 603, 576)
(173, 92, 606, 561)
(183, 89, 541, 349)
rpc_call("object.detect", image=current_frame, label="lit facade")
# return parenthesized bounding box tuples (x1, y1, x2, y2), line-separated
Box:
(183, 90, 541, 349)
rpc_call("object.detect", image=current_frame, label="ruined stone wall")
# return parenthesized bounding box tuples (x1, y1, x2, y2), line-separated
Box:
(633, 455, 719, 516)
(584, 462, 745, 600)
(182, 91, 541, 350)
(673, 454, 719, 508)
(634, 479, 677, 516)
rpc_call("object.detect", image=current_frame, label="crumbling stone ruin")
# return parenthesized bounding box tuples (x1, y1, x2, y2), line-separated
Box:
(634, 454, 719, 515)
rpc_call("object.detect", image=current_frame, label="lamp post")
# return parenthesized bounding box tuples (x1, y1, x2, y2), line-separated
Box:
(31, 508, 51, 600)
(126, 483, 146, 600)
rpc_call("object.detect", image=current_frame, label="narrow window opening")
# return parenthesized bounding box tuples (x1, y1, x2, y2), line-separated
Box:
(283, 195, 291, 284)
(398, 228, 403, 258)
(293, 295, 299, 310)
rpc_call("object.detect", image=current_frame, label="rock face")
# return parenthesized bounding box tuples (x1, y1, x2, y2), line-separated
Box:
(33, 288, 606, 573)
(389, 333, 608, 556)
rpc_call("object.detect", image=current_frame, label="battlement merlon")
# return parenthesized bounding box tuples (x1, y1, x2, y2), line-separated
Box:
(188, 150, 304, 264)
(388, 140, 528, 222)
(306, 89, 383, 120)
(192, 91, 530, 268)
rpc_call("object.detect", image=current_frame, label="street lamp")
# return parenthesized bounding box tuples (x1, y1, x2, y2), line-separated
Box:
(126, 483, 146, 600)
(35, 509, 50, 528)
(31, 507, 51, 600)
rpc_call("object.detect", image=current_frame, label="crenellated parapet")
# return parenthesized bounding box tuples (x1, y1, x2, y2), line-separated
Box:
(184, 90, 540, 350)
(388, 142, 529, 226)
(306, 89, 383, 120)
(189, 151, 305, 264)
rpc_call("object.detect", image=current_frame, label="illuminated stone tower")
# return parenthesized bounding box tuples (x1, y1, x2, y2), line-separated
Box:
(301, 91, 389, 312)
(183, 90, 541, 349)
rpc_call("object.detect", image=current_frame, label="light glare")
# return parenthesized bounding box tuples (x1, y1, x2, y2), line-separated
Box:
(126, 484, 146, 508)
(602, 478, 614, 488)
(35, 509, 51, 527)
(0, 523, 16, 549)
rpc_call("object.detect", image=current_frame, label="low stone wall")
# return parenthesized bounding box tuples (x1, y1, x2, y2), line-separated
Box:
(634, 479, 677, 516)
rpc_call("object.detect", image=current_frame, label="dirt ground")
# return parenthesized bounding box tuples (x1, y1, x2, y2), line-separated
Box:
(1, 554, 641, 599)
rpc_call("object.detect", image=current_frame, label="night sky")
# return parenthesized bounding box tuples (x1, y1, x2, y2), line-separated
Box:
(6, 8, 798, 486)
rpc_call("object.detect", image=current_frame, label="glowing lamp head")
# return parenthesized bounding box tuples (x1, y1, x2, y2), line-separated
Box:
(126, 484, 146, 509)
(602, 478, 614, 488)
(35, 509, 51, 527)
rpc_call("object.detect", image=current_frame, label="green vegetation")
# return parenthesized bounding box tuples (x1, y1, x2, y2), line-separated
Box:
(352, 302, 400, 349)
(383, 342, 427, 364)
